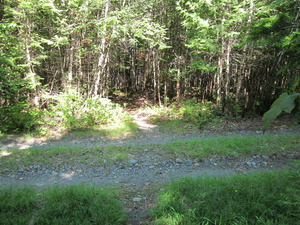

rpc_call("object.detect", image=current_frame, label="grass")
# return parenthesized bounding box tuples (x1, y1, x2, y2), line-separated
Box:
(1, 133, 299, 173)
(150, 169, 300, 225)
(1, 170, 299, 224)
(162, 133, 300, 159)
(0, 186, 38, 224)
(0, 185, 127, 225)
(0, 145, 130, 172)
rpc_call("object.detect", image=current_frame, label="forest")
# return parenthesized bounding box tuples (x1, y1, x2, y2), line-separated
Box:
(0, 0, 299, 133)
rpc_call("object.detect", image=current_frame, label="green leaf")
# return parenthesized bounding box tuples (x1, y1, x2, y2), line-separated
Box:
(262, 92, 300, 132)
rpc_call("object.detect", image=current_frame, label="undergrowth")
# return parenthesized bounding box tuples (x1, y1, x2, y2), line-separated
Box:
(41, 92, 133, 133)
(146, 99, 219, 128)
(0, 91, 133, 134)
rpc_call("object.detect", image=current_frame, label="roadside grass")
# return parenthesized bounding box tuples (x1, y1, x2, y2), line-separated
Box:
(1, 133, 299, 173)
(150, 169, 300, 225)
(0, 186, 38, 224)
(1, 170, 298, 225)
(0, 145, 130, 172)
(0, 185, 127, 225)
(162, 133, 300, 159)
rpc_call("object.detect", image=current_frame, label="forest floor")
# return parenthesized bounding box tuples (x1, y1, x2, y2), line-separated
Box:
(0, 104, 299, 224)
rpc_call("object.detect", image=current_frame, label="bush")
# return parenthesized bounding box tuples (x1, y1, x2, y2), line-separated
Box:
(43, 92, 133, 130)
(149, 99, 218, 128)
(0, 102, 42, 133)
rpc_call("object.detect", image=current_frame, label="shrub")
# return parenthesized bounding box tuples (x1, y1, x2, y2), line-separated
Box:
(149, 99, 218, 128)
(0, 102, 42, 133)
(42, 92, 133, 130)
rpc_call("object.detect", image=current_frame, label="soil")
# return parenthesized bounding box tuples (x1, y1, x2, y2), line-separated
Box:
(0, 109, 299, 225)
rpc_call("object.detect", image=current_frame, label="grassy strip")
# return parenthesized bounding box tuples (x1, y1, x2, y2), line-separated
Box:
(0, 185, 127, 225)
(151, 169, 300, 225)
(162, 133, 300, 159)
(0, 145, 130, 172)
(1, 134, 299, 172)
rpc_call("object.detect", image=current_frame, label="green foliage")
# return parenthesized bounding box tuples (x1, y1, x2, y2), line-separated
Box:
(43, 92, 133, 130)
(176, 0, 249, 69)
(149, 99, 218, 128)
(263, 92, 300, 132)
(151, 170, 300, 224)
(177, 99, 218, 128)
(250, 0, 300, 71)
(0, 102, 41, 133)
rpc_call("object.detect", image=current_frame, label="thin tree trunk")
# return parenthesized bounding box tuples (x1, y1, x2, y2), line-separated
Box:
(153, 51, 157, 104)
(93, 0, 110, 97)
(176, 68, 181, 101)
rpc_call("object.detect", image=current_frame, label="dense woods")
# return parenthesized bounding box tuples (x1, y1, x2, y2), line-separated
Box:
(0, 0, 299, 132)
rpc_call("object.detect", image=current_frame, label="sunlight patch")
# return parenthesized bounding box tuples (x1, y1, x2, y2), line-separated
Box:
(0, 151, 12, 157)
(60, 171, 75, 179)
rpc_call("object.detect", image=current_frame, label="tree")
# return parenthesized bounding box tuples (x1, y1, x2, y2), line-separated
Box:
(249, 0, 300, 130)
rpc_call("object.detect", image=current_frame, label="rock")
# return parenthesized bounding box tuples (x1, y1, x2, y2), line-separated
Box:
(33, 165, 40, 170)
(119, 165, 126, 169)
(133, 197, 142, 202)
(176, 158, 183, 164)
(129, 159, 138, 164)
(161, 161, 167, 167)
(247, 161, 257, 167)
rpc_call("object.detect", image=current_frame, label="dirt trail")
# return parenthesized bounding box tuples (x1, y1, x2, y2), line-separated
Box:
(0, 111, 299, 224)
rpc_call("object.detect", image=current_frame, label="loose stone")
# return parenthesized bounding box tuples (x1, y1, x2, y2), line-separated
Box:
(176, 158, 183, 164)
(133, 197, 142, 202)
(129, 159, 138, 164)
